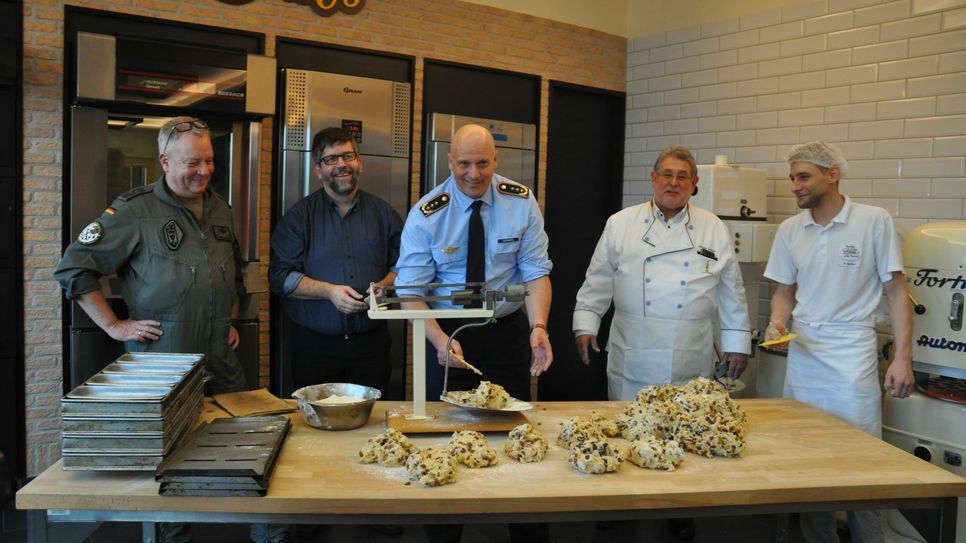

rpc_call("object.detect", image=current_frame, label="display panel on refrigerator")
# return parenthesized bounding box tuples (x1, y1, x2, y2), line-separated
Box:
(279, 69, 411, 218)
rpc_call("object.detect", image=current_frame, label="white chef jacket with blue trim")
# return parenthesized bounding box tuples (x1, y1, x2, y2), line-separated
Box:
(573, 202, 751, 398)
(395, 174, 552, 317)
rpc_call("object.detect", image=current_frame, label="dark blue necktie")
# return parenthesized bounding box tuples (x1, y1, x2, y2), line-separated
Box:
(466, 200, 485, 308)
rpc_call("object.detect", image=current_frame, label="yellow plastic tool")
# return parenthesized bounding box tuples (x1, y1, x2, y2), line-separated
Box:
(448, 350, 483, 376)
(759, 333, 797, 347)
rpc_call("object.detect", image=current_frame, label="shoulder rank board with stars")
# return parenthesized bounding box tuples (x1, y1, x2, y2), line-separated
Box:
(497, 182, 529, 198)
(421, 193, 450, 217)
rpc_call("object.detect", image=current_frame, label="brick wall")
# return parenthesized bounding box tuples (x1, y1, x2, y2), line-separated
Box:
(20, 0, 625, 474)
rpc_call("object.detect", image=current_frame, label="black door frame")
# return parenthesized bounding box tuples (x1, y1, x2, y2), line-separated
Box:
(542, 80, 625, 401)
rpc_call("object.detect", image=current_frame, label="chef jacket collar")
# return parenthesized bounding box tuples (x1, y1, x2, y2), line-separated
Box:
(649, 200, 691, 227)
(803, 195, 853, 230)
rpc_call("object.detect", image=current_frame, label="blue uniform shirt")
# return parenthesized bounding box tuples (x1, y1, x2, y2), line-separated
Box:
(395, 174, 552, 317)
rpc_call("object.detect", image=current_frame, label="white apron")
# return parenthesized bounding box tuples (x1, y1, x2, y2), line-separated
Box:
(784, 320, 882, 437)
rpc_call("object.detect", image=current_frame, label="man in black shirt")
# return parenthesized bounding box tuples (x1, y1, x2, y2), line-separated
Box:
(270, 127, 403, 394)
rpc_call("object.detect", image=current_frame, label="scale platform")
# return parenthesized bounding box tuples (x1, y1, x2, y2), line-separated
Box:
(386, 402, 528, 434)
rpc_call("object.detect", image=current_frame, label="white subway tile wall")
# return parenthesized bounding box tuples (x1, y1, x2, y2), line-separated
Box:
(625, 0, 966, 235)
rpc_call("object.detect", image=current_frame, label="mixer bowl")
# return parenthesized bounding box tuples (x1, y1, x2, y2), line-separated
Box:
(291, 383, 381, 430)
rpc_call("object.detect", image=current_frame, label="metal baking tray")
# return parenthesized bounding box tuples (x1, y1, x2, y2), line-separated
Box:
(62, 393, 202, 444)
(86, 373, 185, 386)
(62, 452, 166, 471)
(62, 394, 200, 456)
(66, 385, 174, 401)
(116, 353, 204, 365)
(100, 362, 195, 374)
(62, 368, 202, 416)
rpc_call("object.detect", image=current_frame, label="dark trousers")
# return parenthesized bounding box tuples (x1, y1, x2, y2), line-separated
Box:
(424, 310, 547, 543)
(426, 309, 532, 401)
(290, 320, 392, 395)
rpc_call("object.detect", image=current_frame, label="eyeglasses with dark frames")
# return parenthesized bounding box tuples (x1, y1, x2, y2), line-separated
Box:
(317, 152, 359, 166)
(655, 170, 694, 182)
(161, 119, 209, 154)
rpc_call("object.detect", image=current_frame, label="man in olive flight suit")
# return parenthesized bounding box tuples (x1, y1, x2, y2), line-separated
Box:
(55, 116, 246, 394)
(55, 117, 288, 543)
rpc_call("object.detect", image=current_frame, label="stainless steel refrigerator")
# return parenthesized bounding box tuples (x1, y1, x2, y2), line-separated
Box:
(424, 112, 536, 194)
(277, 69, 412, 398)
(279, 69, 411, 218)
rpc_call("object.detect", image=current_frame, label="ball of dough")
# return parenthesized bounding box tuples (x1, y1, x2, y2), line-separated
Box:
(556, 416, 605, 448)
(627, 435, 685, 471)
(359, 428, 417, 467)
(405, 447, 457, 486)
(504, 423, 549, 463)
(448, 430, 499, 468)
(568, 436, 623, 474)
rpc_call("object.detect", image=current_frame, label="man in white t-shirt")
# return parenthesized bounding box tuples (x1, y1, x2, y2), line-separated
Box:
(762, 141, 914, 543)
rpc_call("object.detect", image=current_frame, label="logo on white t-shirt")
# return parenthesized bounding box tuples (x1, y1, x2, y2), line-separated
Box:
(839, 244, 860, 267)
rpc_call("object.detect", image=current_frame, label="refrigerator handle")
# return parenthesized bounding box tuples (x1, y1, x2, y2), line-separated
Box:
(242, 121, 261, 261)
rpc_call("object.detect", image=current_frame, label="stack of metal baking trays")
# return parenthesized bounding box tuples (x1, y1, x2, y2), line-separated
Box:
(155, 415, 291, 497)
(60, 353, 205, 471)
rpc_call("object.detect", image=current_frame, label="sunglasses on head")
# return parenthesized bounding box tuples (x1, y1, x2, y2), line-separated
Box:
(161, 119, 208, 154)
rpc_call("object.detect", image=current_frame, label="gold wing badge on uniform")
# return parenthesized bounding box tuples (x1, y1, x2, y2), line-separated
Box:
(421, 193, 450, 217)
(497, 182, 529, 198)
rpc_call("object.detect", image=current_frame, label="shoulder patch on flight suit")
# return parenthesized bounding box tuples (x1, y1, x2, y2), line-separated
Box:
(421, 193, 450, 217)
(161, 219, 184, 251)
(497, 182, 529, 199)
(212, 225, 233, 241)
(77, 221, 103, 245)
(114, 184, 154, 203)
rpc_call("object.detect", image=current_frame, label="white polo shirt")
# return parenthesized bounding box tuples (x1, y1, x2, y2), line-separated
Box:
(764, 196, 903, 324)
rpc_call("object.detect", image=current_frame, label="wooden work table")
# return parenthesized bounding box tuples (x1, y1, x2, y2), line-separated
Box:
(17, 399, 966, 542)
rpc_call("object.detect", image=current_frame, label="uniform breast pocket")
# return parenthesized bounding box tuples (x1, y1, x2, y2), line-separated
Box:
(138, 250, 196, 316)
(490, 231, 522, 264)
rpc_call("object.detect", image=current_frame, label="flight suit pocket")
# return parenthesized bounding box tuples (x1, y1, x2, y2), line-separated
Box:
(138, 251, 196, 317)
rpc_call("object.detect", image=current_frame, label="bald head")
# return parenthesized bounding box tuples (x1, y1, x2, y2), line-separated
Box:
(452, 124, 496, 156)
(448, 124, 499, 198)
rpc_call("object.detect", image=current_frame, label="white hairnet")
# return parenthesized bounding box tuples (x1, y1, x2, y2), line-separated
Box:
(786, 141, 848, 177)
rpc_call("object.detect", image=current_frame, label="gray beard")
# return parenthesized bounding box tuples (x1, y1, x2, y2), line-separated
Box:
(325, 174, 357, 196)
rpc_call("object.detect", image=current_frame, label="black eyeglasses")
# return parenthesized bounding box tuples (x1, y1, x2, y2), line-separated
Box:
(656, 170, 694, 182)
(317, 152, 358, 166)
(161, 119, 208, 154)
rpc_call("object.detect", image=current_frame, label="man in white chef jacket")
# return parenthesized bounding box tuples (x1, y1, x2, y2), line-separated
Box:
(573, 145, 752, 401)
(762, 141, 914, 543)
